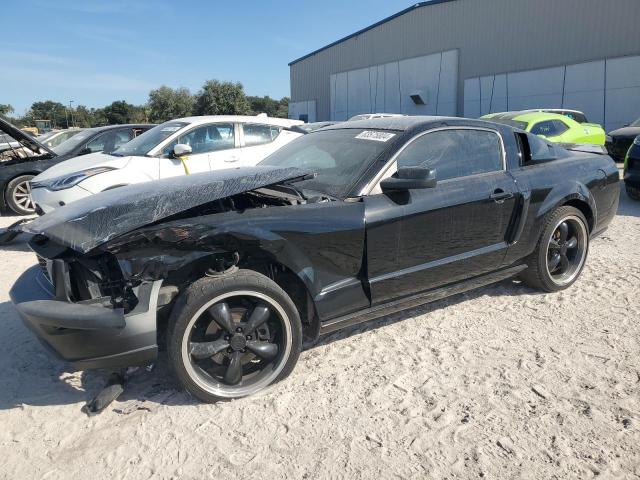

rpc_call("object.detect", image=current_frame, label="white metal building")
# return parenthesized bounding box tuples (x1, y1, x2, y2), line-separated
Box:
(288, 0, 640, 131)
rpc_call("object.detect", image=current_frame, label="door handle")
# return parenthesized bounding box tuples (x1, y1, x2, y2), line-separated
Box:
(224, 156, 240, 162)
(490, 189, 514, 203)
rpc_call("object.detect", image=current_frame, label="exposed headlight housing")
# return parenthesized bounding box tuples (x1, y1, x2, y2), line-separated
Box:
(634, 135, 640, 146)
(31, 167, 115, 191)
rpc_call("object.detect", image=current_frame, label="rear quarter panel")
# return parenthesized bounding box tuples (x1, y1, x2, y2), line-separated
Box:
(505, 153, 619, 264)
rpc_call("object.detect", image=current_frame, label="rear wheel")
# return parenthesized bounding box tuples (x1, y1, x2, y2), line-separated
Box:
(520, 206, 589, 292)
(5, 174, 35, 215)
(167, 270, 302, 403)
(626, 184, 640, 201)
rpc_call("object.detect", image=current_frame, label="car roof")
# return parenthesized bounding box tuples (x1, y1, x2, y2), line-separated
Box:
(509, 112, 575, 123)
(83, 124, 154, 134)
(174, 115, 303, 128)
(322, 115, 461, 131)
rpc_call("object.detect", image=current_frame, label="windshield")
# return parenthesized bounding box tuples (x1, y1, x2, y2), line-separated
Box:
(260, 128, 396, 198)
(112, 121, 188, 157)
(52, 129, 97, 155)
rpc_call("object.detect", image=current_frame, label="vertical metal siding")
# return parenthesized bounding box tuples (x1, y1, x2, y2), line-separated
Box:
(290, 0, 640, 120)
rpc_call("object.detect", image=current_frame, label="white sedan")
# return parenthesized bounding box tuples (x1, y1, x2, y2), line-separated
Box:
(30, 115, 303, 213)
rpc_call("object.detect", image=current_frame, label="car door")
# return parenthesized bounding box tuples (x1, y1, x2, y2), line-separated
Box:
(205, 123, 240, 170)
(364, 127, 519, 304)
(238, 123, 282, 165)
(159, 123, 235, 178)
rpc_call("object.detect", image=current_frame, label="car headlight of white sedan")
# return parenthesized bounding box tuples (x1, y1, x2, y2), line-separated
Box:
(31, 167, 115, 191)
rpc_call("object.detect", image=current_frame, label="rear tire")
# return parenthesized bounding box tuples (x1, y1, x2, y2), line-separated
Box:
(167, 270, 302, 403)
(520, 206, 589, 292)
(5, 175, 35, 215)
(626, 184, 640, 201)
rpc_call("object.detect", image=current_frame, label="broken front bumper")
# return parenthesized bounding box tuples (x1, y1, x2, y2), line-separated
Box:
(10, 265, 161, 370)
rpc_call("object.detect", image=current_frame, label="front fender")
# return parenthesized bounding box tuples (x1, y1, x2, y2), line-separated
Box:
(104, 201, 369, 320)
(80, 168, 157, 194)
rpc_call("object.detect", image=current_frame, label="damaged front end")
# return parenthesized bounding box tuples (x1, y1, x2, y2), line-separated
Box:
(10, 234, 164, 369)
(10, 166, 315, 369)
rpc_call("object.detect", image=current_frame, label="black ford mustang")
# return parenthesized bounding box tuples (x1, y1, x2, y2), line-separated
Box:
(10, 117, 619, 402)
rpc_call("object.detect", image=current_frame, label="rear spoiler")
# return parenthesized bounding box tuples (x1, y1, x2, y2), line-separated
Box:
(558, 143, 608, 155)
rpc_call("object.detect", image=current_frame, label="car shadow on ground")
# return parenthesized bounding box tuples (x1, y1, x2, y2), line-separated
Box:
(0, 277, 540, 413)
(617, 183, 640, 218)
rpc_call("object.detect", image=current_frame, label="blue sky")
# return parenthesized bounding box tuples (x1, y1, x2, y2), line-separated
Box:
(2, 0, 413, 115)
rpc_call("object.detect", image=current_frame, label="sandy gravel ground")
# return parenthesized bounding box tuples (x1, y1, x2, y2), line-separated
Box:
(0, 185, 638, 479)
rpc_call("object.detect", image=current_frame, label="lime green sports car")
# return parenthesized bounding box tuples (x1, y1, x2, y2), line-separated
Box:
(481, 111, 606, 145)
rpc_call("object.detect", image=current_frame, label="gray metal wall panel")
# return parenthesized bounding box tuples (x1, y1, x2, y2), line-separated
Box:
(606, 56, 640, 130)
(563, 61, 606, 126)
(291, 0, 640, 121)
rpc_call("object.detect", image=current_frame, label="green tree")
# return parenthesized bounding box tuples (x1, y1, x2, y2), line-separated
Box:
(102, 100, 138, 124)
(70, 105, 93, 127)
(0, 104, 13, 116)
(194, 80, 250, 116)
(148, 86, 194, 122)
(26, 101, 68, 128)
(247, 96, 289, 118)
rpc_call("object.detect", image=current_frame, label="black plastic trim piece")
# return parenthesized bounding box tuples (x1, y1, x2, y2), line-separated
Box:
(320, 264, 527, 335)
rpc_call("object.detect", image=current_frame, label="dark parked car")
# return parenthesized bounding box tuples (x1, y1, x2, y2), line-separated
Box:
(0, 118, 153, 214)
(606, 117, 640, 162)
(623, 135, 640, 200)
(11, 117, 619, 403)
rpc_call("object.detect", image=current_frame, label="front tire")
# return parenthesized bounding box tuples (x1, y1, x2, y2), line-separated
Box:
(520, 206, 589, 292)
(5, 174, 36, 215)
(167, 270, 302, 403)
(626, 184, 640, 201)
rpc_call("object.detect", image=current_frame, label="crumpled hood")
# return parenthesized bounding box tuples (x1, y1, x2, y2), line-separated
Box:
(23, 166, 312, 254)
(32, 152, 133, 181)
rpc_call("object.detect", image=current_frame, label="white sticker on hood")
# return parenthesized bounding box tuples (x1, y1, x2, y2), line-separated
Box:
(355, 131, 396, 142)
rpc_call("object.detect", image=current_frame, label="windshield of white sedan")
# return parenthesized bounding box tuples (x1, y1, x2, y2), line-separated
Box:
(260, 128, 395, 198)
(111, 121, 188, 157)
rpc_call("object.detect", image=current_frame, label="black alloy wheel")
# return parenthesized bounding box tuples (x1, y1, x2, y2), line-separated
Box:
(168, 272, 302, 402)
(545, 215, 588, 287)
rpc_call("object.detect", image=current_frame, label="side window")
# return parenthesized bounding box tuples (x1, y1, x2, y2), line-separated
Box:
(165, 123, 235, 155)
(113, 129, 134, 150)
(395, 129, 502, 181)
(86, 130, 134, 154)
(85, 132, 111, 153)
(517, 132, 557, 165)
(530, 120, 561, 137)
(243, 124, 281, 147)
(553, 120, 569, 135)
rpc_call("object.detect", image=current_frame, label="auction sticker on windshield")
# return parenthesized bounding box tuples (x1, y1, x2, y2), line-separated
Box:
(355, 131, 396, 142)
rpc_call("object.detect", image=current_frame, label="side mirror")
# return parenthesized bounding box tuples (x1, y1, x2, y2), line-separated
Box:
(380, 166, 437, 192)
(173, 144, 192, 157)
(78, 147, 92, 156)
